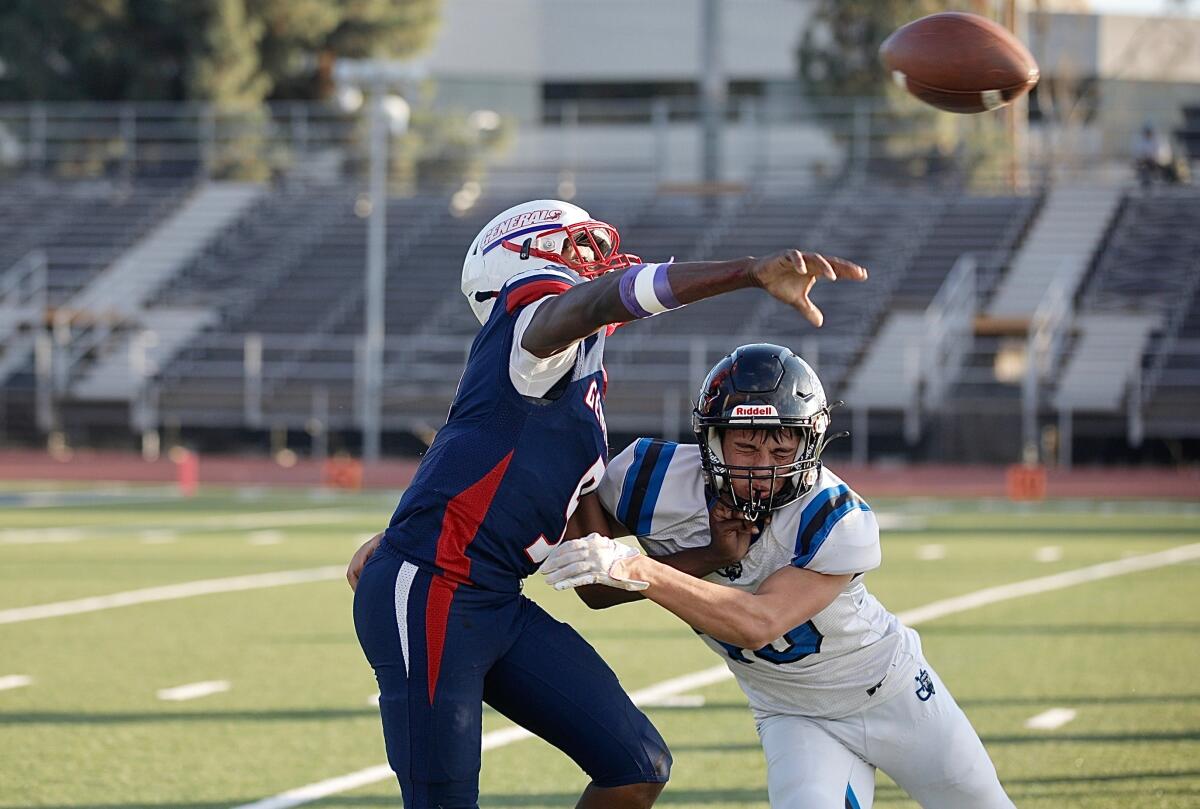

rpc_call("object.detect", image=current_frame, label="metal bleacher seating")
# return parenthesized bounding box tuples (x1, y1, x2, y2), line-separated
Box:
(1097, 186, 1200, 435)
(132, 177, 1046, 435)
(0, 178, 192, 307)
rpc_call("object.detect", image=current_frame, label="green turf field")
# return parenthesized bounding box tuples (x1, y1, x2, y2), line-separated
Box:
(1, 485, 1198, 808)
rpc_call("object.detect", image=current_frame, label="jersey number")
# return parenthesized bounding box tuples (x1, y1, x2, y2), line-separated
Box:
(710, 620, 824, 666)
(584, 378, 607, 441)
(524, 456, 606, 564)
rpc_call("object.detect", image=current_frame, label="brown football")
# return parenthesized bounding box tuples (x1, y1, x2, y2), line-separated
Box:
(879, 12, 1039, 114)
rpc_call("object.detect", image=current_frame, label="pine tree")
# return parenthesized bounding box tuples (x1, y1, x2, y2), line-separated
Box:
(796, 1, 989, 183)
(188, 0, 271, 107)
(247, 0, 441, 100)
(798, 0, 950, 99)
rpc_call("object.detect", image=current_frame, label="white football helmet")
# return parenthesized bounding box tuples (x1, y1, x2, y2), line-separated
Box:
(461, 199, 638, 324)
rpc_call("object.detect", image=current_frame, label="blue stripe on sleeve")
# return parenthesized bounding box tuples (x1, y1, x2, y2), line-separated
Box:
(793, 484, 871, 568)
(615, 438, 650, 528)
(845, 783, 862, 809)
(635, 441, 677, 535)
(794, 485, 848, 553)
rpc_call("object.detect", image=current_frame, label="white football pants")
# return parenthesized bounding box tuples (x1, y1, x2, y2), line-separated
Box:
(756, 662, 1014, 809)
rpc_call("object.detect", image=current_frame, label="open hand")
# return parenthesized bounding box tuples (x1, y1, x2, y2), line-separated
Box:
(750, 250, 868, 327)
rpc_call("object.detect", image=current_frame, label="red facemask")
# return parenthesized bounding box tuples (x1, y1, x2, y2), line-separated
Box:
(501, 219, 640, 279)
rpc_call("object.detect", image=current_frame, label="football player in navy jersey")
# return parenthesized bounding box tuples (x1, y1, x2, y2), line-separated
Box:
(346, 199, 867, 809)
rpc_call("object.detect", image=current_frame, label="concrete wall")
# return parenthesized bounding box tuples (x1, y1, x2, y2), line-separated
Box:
(1030, 12, 1200, 83)
(424, 0, 812, 83)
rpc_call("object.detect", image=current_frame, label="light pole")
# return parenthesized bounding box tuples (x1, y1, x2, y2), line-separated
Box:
(332, 59, 420, 462)
(700, 0, 725, 186)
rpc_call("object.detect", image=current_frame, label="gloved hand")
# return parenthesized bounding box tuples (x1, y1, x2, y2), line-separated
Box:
(540, 533, 649, 591)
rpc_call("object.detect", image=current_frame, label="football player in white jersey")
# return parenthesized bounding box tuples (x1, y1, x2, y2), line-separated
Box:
(542, 343, 1014, 809)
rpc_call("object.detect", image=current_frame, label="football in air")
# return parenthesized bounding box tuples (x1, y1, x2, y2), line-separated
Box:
(879, 11, 1040, 114)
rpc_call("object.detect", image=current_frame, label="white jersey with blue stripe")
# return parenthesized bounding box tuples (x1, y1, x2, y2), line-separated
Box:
(598, 439, 921, 720)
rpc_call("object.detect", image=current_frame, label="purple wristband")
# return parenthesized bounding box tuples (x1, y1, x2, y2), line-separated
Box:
(619, 265, 654, 318)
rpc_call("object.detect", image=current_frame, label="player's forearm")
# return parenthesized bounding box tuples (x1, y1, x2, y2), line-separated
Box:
(622, 556, 782, 649)
(654, 546, 739, 579)
(575, 583, 644, 609)
(522, 258, 756, 357)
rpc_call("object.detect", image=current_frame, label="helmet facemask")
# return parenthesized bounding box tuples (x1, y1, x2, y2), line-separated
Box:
(697, 412, 831, 522)
(503, 220, 639, 279)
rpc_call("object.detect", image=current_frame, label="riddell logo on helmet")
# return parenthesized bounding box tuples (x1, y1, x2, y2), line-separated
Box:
(731, 404, 779, 417)
(483, 209, 563, 245)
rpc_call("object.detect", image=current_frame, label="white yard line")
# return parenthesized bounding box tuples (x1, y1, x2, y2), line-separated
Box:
(232, 541, 1200, 809)
(1034, 545, 1063, 563)
(874, 513, 926, 532)
(0, 487, 180, 509)
(1024, 708, 1077, 730)
(234, 666, 734, 809)
(0, 674, 33, 691)
(0, 528, 89, 545)
(139, 530, 179, 545)
(895, 542, 1200, 626)
(157, 680, 231, 702)
(642, 694, 707, 708)
(204, 510, 361, 531)
(915, 543, 946, 561)
(248, 531, 286, 546)
(0, 508, 363, 546)
(0, 567, 343, 625)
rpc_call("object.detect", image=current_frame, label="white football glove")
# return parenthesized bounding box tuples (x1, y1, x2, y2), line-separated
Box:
(540, 534, 649, 592)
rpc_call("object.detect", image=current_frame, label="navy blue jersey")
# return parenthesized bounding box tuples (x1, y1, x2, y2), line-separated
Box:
(382, 267, 610, 592)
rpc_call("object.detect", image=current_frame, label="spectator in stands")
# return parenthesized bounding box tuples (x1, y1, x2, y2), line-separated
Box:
(1132, 122, 1180, 186)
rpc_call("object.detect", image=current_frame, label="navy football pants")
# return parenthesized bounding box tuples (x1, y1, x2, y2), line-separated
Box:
(353, 545, 671, 808)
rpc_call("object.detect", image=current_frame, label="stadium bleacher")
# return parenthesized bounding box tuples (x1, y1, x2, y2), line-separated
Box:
(138, 179, 1047, 434)
(0, 178, 192, 307)
(5, 171, 1197, 453)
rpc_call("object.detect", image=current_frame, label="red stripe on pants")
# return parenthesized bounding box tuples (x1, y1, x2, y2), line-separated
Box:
(425, 451, 514, 704)
(424, 575, 457, 706)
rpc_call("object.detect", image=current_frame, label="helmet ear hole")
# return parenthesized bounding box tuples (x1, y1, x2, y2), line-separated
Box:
(706, 428, 727, 491)
(519, 238, 532, 260)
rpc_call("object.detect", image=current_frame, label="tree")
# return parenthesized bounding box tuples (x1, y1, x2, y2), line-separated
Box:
(798, 0, 949, 100)
(796, 1, 1002, 185)
(0, 0, 441, 103)
(246, 0, 441, 100)
(189, 0, 271, 106)
(0, 0, 441, 178)
(0, 1, 191, 102)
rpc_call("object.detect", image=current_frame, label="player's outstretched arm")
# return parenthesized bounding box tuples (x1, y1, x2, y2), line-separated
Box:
(625, 560, 850, 649)
(545, 539, 850, 649)
(522, 251, 868, 357)
(561, 495, 758, 610)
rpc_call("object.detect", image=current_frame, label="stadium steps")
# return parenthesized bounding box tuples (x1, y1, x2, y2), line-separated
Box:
(60, 183, 265, 398)
(841, 312, 926, 410)
(62, 182, 265, 321)
(747, 186, 952, 392)
(987, 179, 1126, 319)
(1053, 313, 1160, 413)
(895, 194, 1041, 309)
(71, 308, 218, 400)
(1061, 186, 1200, 434)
